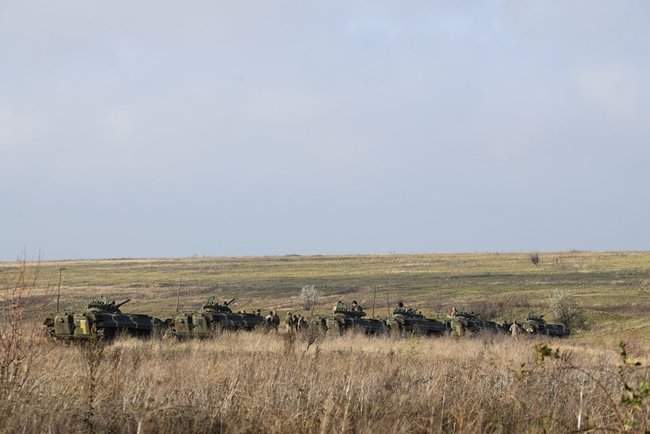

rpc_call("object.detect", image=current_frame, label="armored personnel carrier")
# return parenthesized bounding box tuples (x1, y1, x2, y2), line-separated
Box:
(171, 297, 265, 339)
(386, 305, 449, 336)
(43, 297, 164, 341)
(447, 309, 503, 337)
(324, 304, 387, 336)
(520, 314, 570, 337)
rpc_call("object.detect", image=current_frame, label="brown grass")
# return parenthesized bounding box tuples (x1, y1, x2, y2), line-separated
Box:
(2, 256, 650, 433)
(0, 330, 649, 434)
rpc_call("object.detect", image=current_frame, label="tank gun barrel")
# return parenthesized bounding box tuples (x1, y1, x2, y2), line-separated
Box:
(225, 298, 236, 306)
(115, 298, 131, 309)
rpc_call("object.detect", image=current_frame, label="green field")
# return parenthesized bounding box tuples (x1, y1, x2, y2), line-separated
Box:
(2, 251, 649, 345)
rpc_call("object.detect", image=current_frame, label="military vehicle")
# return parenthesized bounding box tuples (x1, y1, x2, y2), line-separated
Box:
(447, 310, 503, 337)
(386, 305, 449, 336)
(44, 297, 165, 341)
(323, 305, 387, 336)
(170, 297, 265, 339)
(520, 314, 570, 337)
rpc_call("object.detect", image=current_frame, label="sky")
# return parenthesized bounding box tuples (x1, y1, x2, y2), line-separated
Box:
(1, 1, 649, 260)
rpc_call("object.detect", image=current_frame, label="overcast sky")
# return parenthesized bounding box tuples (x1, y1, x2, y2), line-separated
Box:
(1, 1, 649, 260)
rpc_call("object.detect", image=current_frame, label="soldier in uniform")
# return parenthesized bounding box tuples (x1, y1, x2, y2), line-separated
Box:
(265, 311, 274, 328)
(351, 300, 362, 313)
(285, 312, 295, 332)
(272, 311, 280, 331)
(395, 302, 408, 314)
(509, 322, 522, 338)
(334, 300, 346, 313)
(297, 315, 307, 331)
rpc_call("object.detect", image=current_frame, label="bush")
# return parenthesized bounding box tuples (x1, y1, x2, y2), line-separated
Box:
(300, 285, 320, 311)
(549, 289, 588, 330)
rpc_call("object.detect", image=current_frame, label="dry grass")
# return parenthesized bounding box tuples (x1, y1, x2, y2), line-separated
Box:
(1, 330, 649, 434)
(2, 255, 650, 433)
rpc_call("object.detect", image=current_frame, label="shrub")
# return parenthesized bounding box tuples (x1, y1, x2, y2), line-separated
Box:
(300, 285, 321, 311)
(549, 289, 588, 330)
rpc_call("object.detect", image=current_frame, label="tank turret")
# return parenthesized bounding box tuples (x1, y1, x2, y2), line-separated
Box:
(86, 297, 131, 313)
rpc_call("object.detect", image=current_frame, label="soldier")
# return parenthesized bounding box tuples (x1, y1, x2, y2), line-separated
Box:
(334, 300, 346, 313)
(285, 312, 295, 332)
(265, 311, 274, 327)
(272, 311, 280, 331)
(351, 300, 362, 313)
(266, 310, 280, 332)
(292, 314, 300, 332)
(395, 301, 408, 314)
(510, 322, 522, 338)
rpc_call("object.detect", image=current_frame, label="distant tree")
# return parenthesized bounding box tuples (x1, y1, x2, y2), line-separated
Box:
(300, 285, 321, 311)
(530, 253, 540, 266)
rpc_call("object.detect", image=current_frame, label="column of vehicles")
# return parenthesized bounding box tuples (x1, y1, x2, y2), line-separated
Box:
(43, 296, 570, 342)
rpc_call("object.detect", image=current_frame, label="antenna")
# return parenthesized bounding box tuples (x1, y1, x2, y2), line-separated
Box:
(56, 267, 65, 313)
(175, 279, 181, 313)
(371, 286, 377, 318)
(385, 290, 391, 317)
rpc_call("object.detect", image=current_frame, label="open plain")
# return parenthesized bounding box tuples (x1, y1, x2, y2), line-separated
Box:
(1, 252, 650, 433)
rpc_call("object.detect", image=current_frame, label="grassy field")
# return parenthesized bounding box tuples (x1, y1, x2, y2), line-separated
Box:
(2, 251, 650, 433)
(1, 251, 649, 344)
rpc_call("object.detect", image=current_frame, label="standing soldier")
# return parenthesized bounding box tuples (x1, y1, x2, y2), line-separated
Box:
(265, 311, 274, 329)
(272, 311, 280, 332)
(510, 322, 522, 338)
(298, 315, 308, 331)
(285, 312, 295, 332)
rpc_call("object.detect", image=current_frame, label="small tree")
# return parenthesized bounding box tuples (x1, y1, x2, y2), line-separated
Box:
(300, 285, 320, 311)
(530, 253, 540, 266)
(549, 289, 587, 330)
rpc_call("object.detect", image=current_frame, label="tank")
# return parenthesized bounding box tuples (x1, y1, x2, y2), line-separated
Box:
(447, 310, 503, 337)
(43, 297, 165, 341)
(170, 297, 265, 339)
(323, 306, 387, 336)
(520, 314, 570, 337)
(386, 306, 449, 336)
